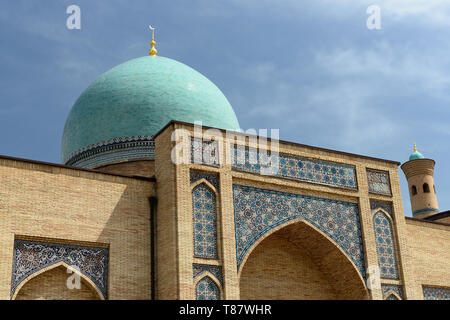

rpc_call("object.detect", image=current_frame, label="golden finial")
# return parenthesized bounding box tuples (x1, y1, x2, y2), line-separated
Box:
(414, 143, 417, 152)
(149, 25, 157, 56)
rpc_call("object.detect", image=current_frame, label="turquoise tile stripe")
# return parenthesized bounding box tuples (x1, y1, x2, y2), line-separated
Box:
(62, 55, 240, 165)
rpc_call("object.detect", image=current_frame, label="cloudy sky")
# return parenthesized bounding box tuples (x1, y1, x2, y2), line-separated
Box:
(1, 1, 450, 216)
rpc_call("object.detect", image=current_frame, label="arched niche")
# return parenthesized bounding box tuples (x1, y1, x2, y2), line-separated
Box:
(239, 219, 369, 300)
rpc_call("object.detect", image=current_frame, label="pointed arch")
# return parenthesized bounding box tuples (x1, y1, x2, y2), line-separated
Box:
(191, 178, 218, 194)
(195, 275, 221, 300)
(12, 261, 105, 300)
(239, 217, 369, 299)
(233, 184, 366, 281)
(372, 210, 399, 279)
(384, 291, 401, 300)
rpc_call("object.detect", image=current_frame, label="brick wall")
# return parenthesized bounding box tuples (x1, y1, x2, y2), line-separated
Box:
(405, 219, 450, 298)
(0, 158, 155, 300)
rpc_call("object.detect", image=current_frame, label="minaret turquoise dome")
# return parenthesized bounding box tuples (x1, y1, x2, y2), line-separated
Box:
(409, 144, 424, 161)
(409, 151, 424, 161)
(62, 55, 240, 168)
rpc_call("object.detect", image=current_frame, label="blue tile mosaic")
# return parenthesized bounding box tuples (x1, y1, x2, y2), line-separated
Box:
(232, 185, 366, 279)
(11, 239, 108, 299)
(367, 169, 392, 196)
(422, 286, 450, 300)
(193, 264, 223, 286)
(381, 284, 404, 300)
(62, 55, 240, 164)
(190, 170, 219, 190)
(195, 276, 220, 300)
(193, 183, 219, 259)
(65, 136, 155, 168)
(230, 146, 357, 190)
(373, 211, 399, 279)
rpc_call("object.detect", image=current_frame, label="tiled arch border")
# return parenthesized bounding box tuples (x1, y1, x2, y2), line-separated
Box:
(233, 185, 366, 281)
(193, 271, 223, 300)
(370, 208, 400, 280)
(11, 260, 105, 300)
(235, 215, 367, 289)
(11, 238, 109, 299)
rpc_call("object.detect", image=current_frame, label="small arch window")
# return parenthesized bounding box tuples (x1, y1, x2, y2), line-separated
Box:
(196, 276, 220, 300)
(433, 185, 436, 194)
(411, 185, 417, 195)
(386, 293, 399, 300)
(423, 183, 430, 193)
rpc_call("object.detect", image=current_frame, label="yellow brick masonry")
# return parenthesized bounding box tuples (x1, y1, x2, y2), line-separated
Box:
(0, 157, 155, 299)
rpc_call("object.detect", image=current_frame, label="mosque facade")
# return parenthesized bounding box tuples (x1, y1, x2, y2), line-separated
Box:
(0, 38, 449, 300)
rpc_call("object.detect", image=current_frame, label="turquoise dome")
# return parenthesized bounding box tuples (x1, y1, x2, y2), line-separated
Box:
(409, 151, 425, 161)
(62, 55, 240, 167)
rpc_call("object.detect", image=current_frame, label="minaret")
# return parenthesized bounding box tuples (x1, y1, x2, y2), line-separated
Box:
(401, 144, 439, 218)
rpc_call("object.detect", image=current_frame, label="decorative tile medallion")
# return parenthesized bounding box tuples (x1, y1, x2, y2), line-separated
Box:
(193, 183, 219, 259)
(191, 138, 220, 167)
(233, 185, 366, 279)
(190, 170, 219, 191)
(230, 146, 357, 190)
(373, 211, 399, 279)
(422, 286, 450, 300)
(370, 200, 393, 217)
(193, 264, 223, 286)
(11, 239, 108, 299)
(195, 276, 220, 300)
(367, 169, 392, 196)
(65, 135, 155, 168)
(381, 284, 404, 300)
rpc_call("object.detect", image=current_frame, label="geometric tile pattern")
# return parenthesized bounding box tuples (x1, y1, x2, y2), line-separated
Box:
(190, 170, 219, 191)
(422, 286, 450, 300)
(193, 183, 219, 259)
(373, 211, 399, 279)
(195, 276, 220, 300)
(191, 138, 220, 167)
(11, 239, 108, 299)
(367, 169, 392, 196)
(370, 200, 393, 217)
(233, 184, 366, 279)
(193, 264, 223, 286)
(65, 135, 155, 168)
(231, 146, 357, 190)
(381, 284, 404, 300)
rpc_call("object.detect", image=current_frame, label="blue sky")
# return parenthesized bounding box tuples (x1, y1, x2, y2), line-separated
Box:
(1, 0, 450, 216)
